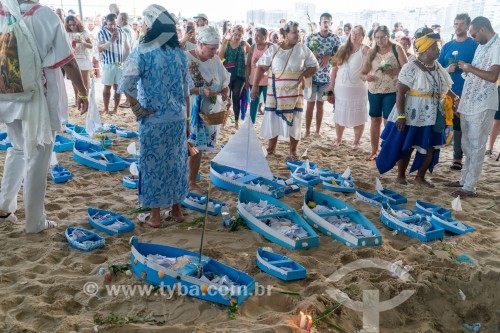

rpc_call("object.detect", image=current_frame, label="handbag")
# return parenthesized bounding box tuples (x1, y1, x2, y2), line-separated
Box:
(433, 109, 446, 133)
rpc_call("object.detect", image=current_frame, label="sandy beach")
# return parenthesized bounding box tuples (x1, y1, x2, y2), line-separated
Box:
(0, 78, 499, 333)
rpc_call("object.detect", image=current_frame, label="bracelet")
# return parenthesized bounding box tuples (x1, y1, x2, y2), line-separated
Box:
(131, 103, 141, 112)
(186, 117, 191, 121)
(397, 115, 406, 119)
(78, 94, 88, 101)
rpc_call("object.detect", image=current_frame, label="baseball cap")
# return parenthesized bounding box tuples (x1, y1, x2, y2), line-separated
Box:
(194, 13, 208, 21)
(68, 9, 76, 15)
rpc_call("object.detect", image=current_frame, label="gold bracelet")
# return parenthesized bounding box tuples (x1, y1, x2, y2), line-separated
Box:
(397, 115, 406, 119)
(78, 95, 88, 101)
(186, 117, 191, 121)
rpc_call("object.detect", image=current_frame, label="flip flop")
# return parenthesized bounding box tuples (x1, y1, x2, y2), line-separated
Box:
(450, 190, 478, 198)
(450, 161, 462, 170)
(138, 213, 162, 228)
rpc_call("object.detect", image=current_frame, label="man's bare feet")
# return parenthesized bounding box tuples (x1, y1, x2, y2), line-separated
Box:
(395, 176, 408, 185)
(333, 141, 342, 147)
(101, 109, 109, 115)
(414, 176, 434, 188)
(304, 131, 311, 138)
(352, 143, 361, 151)
(365, 152, 378, 161)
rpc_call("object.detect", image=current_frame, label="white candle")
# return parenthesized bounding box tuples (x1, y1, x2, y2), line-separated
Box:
(299, 312, 307, 328)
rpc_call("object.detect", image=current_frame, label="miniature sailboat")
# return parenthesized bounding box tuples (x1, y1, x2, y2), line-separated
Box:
(256, 248, 306, 281)
(102, 123, 138, 138)
(65, 227, 105, 252)
(238, 187, 319, 250)
(123, 162, 139, 189)
(53, 134, 74, 153)
(65, 123, 113, 147)
(375, 178, 407, 205)
(130, 236, 255, 306)
(182, 193, 224, 216)
(88, 207, 135, 235)
(50, 152, 72, 183)
(303, 188, 382, 247)
(321, 167, 355, 193)
(73, 140, 126, 172)
(427, 197, 474, 235)
(210, 120, 285, 198)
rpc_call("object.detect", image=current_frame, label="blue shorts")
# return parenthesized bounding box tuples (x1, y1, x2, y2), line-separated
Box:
(368, 91, 396, 119)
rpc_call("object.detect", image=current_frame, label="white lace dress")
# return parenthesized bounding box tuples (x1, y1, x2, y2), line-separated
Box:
(333, 47, 368, 127)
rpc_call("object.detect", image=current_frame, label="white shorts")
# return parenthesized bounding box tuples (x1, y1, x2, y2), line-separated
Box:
(101, 63, 123, 86)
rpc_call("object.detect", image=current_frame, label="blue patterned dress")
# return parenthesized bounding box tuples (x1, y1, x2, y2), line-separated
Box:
(118, 44, 190, 208)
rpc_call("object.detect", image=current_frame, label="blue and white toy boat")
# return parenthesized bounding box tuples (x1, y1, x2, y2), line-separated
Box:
(65, 123, 112, 147)
(51, 164, 72, 183)
(273, 176, 300, 194)
(237, 187, 319, 250)
(290, 170, 321, 187)
(88, 207, 135, 235)
(53, 134, 74, 152)
(303, 188, 382, 247)
(415, 200, 452, 218)
(377, 188, 407, 205)
(430, 212, 474, 235)
(0, 131, 12, 150)
(355, 190, 383, 207)
(380, 204, 445, 242)
(130, 236, 255, 306)
(256, 248, 306, 281)
(123, 175, 139, 189)
(286, 160, 333, 175)
(321, 173, 355, 193)
(121, 157, 138, 168)
(182, 192, 223, 216)
(73, 140, 126, 172)
(102, 123, 138, 138)
(210, 161, 286, 198)
(65, 227, 105, 252)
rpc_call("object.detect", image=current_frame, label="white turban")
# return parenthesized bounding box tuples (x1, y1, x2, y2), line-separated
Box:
(197, 26, 221, 44)
(143, 4, 176, 29)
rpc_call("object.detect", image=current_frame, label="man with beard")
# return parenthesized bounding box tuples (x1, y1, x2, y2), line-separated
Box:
(438, 13, 478, 172)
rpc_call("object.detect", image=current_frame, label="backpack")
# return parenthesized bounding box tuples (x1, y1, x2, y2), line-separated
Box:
(0, 4, 41, 102)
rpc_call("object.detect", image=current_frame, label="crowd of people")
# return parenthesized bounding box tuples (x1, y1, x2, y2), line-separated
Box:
(0, 0, 498, 232)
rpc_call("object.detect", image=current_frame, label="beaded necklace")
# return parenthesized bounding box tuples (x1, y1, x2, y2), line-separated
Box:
(420, 61, 444, 115)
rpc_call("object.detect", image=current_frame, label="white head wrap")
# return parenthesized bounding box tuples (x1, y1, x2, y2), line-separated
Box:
(197, 26, 221, 44)
(143, 4, 176, 29)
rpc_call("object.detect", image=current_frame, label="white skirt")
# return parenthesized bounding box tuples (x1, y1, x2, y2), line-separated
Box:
(333, 84, 368, 127)
(75, 56, 92, 71)
(260, 111, 302, 141)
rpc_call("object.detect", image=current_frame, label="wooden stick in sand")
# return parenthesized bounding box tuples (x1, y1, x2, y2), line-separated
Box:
(197, 182, 212, 278)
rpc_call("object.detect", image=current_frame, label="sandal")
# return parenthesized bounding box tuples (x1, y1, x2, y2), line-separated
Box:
(163, 210, 184, 223)
(445, 181, 462, 187)
(450, 190, 478, 198)
(138, 213, 162, 228)
(485, 149, 493, 156)
(450, 161, 462, 170)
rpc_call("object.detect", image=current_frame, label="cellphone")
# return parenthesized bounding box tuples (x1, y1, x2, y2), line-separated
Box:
(186, 26, 193, 33)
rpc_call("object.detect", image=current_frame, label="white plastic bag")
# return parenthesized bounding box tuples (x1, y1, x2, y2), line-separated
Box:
(85, 78, 101, 135)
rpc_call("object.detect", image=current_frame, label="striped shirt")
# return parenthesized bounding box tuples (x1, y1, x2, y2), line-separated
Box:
(98, 26, 125, 64)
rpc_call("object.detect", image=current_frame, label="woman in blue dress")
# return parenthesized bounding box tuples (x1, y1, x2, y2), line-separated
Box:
(376, 28, 460, 187)
(119, 5, 190, 227)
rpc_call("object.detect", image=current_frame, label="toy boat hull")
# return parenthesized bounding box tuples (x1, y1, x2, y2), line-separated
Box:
(415, 200, 452, 218)
(0, 131, 12, 150)
(182, 192, 223, 216)
(237, 187, 319, 250)
(210, 161, 285, 198)
(65, 227, 105, 252)
(355, 190, 383, 207)
(286, 160, 333, 175)
(380, 204, 444, 242)
(53, 134, 74, 152)
(88, 207, 135, 235)
(430, 213, 474, 235)
(256, 248, 306, 281)
(320, 173, 355, 193)
(290, 172, 321, 187)
(377, 189, 407, 205)
(65, 123, 112, 147)
(73, 140, 126, 172)
(130, 236, 255, 306)
(123, 176, 139, 189)
(51, 164, 72, 183)
(303, 189, 382, 247)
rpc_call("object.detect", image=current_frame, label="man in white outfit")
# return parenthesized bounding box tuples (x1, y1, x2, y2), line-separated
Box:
(448, 16, 500, 198)
(0, 0, 88, 233)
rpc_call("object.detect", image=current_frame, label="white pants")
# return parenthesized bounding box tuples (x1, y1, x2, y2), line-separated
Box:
(0, 120, 54, 233)
(459, 110, 495, 192)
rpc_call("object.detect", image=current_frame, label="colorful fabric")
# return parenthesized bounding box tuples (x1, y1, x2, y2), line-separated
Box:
(197, 26, 220, 44)
(414, 32, 441, 54)
(305, 32, 340, 84)
(223, 42, 246, 79)
(367, 51, 400, 94)
(188, 94, 220, 151)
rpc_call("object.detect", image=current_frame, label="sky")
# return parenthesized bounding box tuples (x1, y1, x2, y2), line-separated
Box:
(44, 0, 454, 21)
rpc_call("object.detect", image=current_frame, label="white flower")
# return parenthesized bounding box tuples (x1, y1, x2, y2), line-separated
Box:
(452, 51, 458, 56)
(380, 60, 387, 66)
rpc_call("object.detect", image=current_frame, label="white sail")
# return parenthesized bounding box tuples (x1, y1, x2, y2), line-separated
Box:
(301, 148, 309, 159)
(212, 119, 273, 179)
(342, 167, 351, 179)
(375, 177, 384, 192)
(452, 196, 462, 211)
(130, 162, 139, 176)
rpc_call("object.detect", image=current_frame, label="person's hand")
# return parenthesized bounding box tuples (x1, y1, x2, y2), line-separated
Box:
(365, 74, 376, 82)
(77, 94, 89, 115)
(457, 60, 471, 73)
(327, 93, 335, 105)
(396, 117, 406, 131)
(111, 31, 119, 42)
(297, 75, 306, 90)
(250, 86, 258, 100)
(225, 32, 232, 41)
(202, 86, 218, 98)
(447, 64, 456, 73)
(244, 80, 250, 91)
(220, 91, 229, 102)
(313, 50, 319, 58)
(319, 56, 331, 68)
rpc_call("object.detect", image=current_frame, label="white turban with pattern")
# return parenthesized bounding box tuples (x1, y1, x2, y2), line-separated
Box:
(197, 26, 221, 44)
